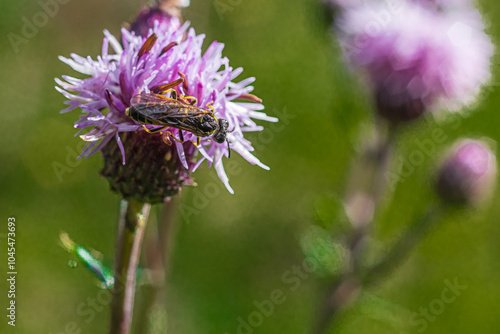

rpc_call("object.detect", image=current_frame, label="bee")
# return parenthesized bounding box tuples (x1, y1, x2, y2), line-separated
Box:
(125, 77, 231, 156)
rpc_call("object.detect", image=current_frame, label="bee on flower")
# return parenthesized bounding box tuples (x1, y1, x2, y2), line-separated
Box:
(56, 9, 278, 202)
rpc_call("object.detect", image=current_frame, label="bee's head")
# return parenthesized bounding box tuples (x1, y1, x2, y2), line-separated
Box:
(213, 119, 232, 158)
(213, 119, 229, 144)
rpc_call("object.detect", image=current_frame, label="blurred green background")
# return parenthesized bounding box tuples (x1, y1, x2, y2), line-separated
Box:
(2, 0, 500, 333)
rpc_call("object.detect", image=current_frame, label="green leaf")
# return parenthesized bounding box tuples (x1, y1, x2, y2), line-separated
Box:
(60, 232, 115, 289)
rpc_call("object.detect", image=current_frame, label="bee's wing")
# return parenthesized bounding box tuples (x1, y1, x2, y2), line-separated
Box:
(130, 93, 212, 119)
(130, 93, 171, 106)
(163, 106, 212, 118)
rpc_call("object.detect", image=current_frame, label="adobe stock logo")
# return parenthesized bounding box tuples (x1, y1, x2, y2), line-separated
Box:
(408, 277, 467, 333)
(8, 0, 72, 54)
(52, 141, 86, 182)
(339, 0, 403, 59)
(225, 255, 320, 334)
(385, 114, 464, 190)
(213, 0, 244, 20)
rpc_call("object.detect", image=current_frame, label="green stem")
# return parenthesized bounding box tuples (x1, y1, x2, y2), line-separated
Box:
(323, 207, 442, 326)
(313, 205, 444, 334)
(109, 200, 151, 334)
(363, 207, 442, 287)
(134, 196, 179, 334)
(312, 121, 397, 334)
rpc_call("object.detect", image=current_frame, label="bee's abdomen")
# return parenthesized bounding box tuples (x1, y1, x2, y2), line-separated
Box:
(128, 105, 154, 124)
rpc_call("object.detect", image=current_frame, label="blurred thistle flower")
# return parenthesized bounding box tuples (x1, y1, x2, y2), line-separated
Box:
(323, 0, 361, 8)
(436, 139, 497, 206)
(56, 9, 277, 202)
(128, 6, 182, 37)
(326, 0, 478, 13)
(337, 1, 493, 122)
(412, 0, 476, 11)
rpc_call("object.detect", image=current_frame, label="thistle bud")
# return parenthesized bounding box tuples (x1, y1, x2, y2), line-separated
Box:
(436, 139, 497, 206)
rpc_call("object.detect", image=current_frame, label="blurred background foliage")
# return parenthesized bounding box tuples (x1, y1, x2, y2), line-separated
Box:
(1, 0, 500, 333)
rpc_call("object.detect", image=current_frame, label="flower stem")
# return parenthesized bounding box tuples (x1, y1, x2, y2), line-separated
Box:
(313, 206, 444, 334)
(109, 200, 151, 334)
(312, 120, 397, 334)
(135, 196, 179, 333)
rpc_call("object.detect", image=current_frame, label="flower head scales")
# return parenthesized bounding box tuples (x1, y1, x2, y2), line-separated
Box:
(56, 19, 277, 194)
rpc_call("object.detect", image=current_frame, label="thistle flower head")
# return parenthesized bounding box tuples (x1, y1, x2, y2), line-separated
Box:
(56, 15, 277, 200)
(337, 1, 493, 122)
(436, 139, 497, 206)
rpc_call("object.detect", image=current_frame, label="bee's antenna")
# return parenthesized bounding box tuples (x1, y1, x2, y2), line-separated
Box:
(226, 138, 231, 158)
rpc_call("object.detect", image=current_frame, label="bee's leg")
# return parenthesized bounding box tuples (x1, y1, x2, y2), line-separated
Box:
(181, 95, 198, 106)
(150, 126, 169, 134)
(191, 136, 201, 146)
(143, 125, 169, 134)
(206, 102, 215, 113)
(226, 138, 231, 158)
(168, 130, 185, 143)
(161, 88, 177, 100)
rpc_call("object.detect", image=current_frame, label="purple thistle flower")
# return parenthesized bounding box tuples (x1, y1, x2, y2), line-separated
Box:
(56, 16, 277, 197)
(337, 1, 493, 121)
(436, 139, 497, 206)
